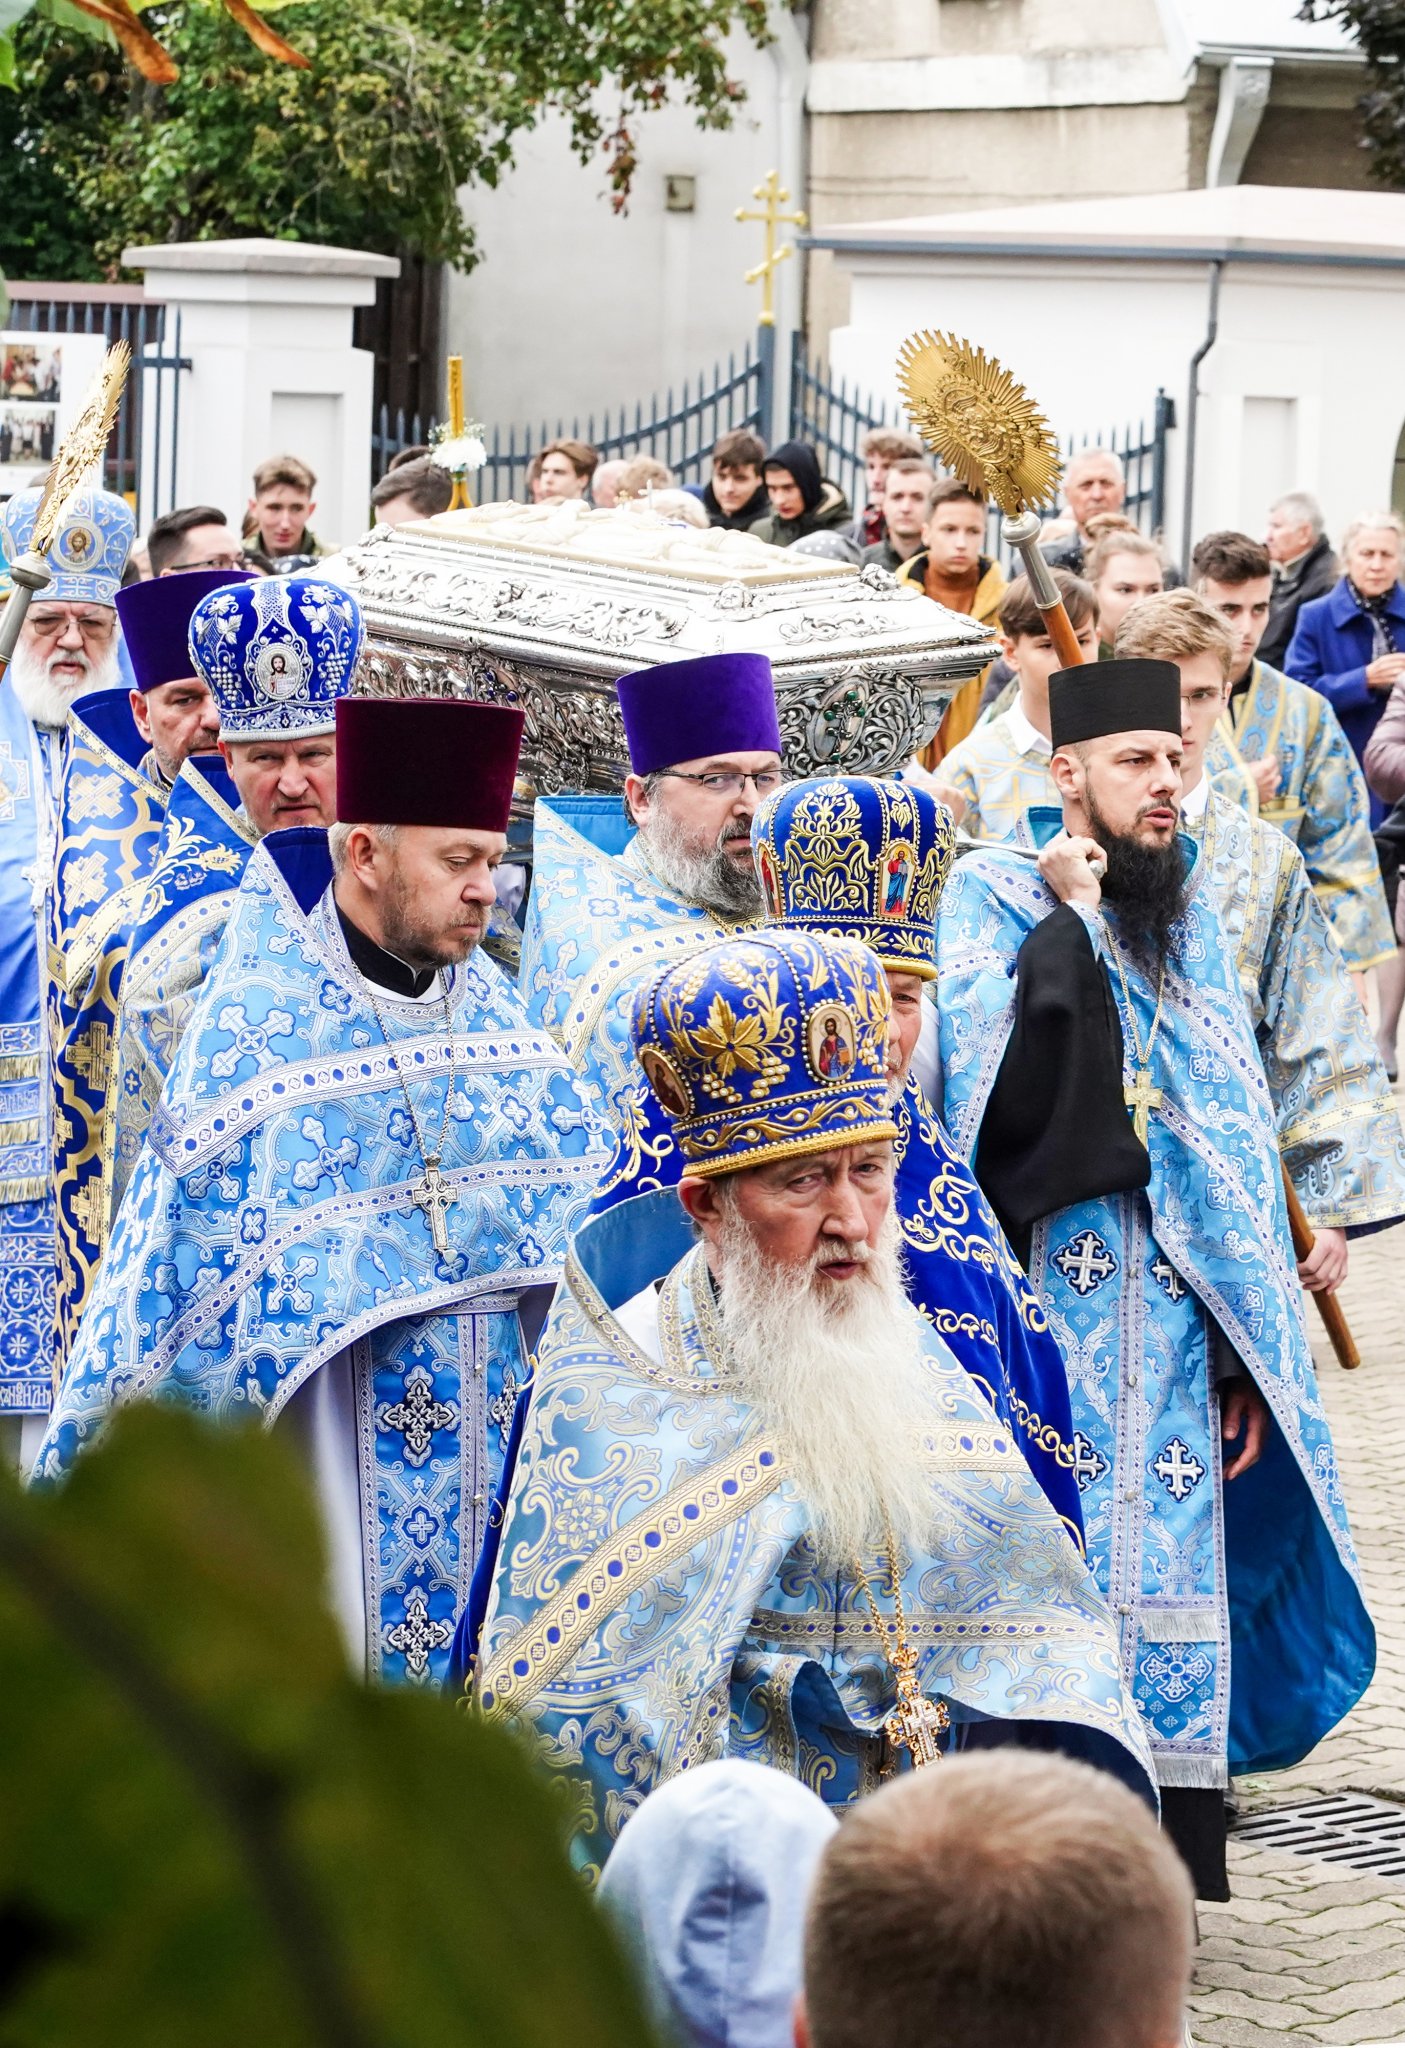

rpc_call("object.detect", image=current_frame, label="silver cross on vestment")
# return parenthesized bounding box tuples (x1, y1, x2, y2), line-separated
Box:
(415, 1158, 453, 1255)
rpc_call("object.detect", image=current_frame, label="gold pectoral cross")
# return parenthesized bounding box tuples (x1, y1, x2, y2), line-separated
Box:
(1124, 1068, 1163, 1147)
(884, 1641, 950, 1770)
(416, 1159, 453, 1256)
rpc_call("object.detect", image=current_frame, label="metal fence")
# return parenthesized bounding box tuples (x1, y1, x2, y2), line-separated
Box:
(5, 285, 190, 523)
(373, 331, 772, 504)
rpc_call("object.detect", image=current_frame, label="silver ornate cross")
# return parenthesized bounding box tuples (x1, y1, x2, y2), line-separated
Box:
(416, 1159, 453, 1255)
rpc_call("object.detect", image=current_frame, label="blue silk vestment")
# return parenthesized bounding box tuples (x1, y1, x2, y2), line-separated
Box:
(110, 755, 256, 1217)
(589, 1076, 1084, 1538)
(1186, 788, 1405, 1235)
(48, 689, 167, 1367)
(38, 828, 606, 1686)
(475, 1193, 1154, 1876)
(0, 680, 64, 1417)
(1204, 660, 1395, 973)
(934, 814, 1372, 1790)
(520, 796, 748, 1132)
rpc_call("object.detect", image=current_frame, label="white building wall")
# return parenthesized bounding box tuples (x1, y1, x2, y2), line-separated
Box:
(445, 26, 796, 433)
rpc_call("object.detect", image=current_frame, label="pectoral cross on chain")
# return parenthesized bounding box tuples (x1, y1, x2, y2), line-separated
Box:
(1124, 1068, 1163, 1148)
(416, 1159, 453, 1256)
(885, 1641, 950, 1770)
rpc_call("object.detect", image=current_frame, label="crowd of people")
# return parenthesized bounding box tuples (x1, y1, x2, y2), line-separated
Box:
(2, 406, 1404, 2047)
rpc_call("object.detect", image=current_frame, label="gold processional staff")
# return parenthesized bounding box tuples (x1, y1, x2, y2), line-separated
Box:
(0, 341, 131, 682)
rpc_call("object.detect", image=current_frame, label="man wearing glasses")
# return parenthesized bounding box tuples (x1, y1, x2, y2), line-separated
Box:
(145, 504, 258, 579)
(0, 483, 135, 1458)
(518, 650, 785, 1143)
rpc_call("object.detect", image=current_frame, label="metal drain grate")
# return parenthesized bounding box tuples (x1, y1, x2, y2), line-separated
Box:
(1234, 1794, 1405, 1878)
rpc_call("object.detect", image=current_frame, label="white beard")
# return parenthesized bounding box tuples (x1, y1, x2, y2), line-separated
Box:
(637, 805, 762, 919)
(8, 638, 118, 731)
(713, 1202, 939, 1571)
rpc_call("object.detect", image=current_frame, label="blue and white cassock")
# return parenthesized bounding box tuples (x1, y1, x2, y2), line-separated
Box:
(38, 828, 608, 1686)
(109, 756, 256, 1217)
(48, 690, 167, 1367)
(0, 678, 63, 1417)
(0, 485, 136, 1419)
(474, 1194, 1155, 1879)
(1184, 783, 1405, 1235)
(519, 794, 750, 1127)
(1204, 659, 1396, 974)
(934, 808, 1372, 1789)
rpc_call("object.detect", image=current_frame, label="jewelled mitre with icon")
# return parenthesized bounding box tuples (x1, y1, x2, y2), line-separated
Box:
(751, 775, 956, 981)
(0, 483, 136, 605)
(188, 573, 364, 741)
(630, 928, 898, 1177)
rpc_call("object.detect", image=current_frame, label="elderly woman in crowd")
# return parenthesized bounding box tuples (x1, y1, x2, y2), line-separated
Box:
(1290, 511, 1405, 1077)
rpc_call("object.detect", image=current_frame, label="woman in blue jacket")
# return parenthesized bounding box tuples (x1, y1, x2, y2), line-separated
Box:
(1286, 510, 1405, 1076)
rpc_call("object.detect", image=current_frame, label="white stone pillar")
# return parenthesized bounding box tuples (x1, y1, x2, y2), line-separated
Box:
(121, 237, 401, 549)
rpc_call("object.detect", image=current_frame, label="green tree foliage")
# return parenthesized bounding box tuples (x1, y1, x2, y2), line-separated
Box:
(0, 0, 769, 279)
(0, 1404, 658, 2045)
(1299, 3, 1405, 186)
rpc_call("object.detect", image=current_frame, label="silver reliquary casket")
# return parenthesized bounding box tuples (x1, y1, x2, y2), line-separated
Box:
(327, 500, 998, 792)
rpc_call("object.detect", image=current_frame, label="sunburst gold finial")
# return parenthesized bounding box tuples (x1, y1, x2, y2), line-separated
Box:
(896, 331, 1062, 517)
(31, 340, 131, 555)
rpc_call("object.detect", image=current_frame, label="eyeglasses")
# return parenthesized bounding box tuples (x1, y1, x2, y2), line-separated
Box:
(167, 552, 250, 574)
(656, 770, 784, 796)
(26, 611, 116, 641)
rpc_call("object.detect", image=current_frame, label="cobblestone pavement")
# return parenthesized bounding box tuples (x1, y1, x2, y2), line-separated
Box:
(1190, 1088, 1405, 2045)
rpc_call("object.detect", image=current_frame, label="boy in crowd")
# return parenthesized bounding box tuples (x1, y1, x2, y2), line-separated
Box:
(698, 429, 770, 530)
(860, 458, 934, 573)
(850, 427, 926, 547)
(898, 477, 1005, 761)
(537, 438, 598, 502)
(244, 455, 326, 567)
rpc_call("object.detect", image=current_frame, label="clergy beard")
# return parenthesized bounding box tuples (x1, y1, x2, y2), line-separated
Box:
(379, 859, 487, 970)
(9, 639, 117, 730)
(638, 805, 762, 918)
(1086, 791, 1189, 973)
(713, 1201, 938, 1572)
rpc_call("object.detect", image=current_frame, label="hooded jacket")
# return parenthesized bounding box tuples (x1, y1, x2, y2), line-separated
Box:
(748, 440, 851, 547)
(598, 1760, 837, 2048)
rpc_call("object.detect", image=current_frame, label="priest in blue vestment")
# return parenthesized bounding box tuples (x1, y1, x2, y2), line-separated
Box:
(933, 656, 1373, 1900)
(520, 650, 782, 1138)
(49, 569, 250, 1366)
(39, 671, 607, 1689)
(473, 926, 1155, 1877)
(0, 484, 133, 1454)
(110, 572, 350, 1214)
(589, 774, 1085, 1537)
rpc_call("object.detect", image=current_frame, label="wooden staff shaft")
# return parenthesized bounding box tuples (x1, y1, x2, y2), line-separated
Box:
(1002, 509, 1088, 669)
(1281, 1170, 1360, 1370)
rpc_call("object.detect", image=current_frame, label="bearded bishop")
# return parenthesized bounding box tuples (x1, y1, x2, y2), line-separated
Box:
(471, 927, 1154, 1877)
(933, 657, 1371, 1900)
(38, 693, 606, 1686)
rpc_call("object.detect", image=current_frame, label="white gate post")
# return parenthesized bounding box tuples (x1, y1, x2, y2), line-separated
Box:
(121, 237, 400, 548)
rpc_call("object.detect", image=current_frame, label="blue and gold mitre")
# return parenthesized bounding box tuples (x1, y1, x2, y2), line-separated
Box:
(188, 574, 364, 742)
(630, 929, 898, 1178)
(750, 776, 955, 981)
(1, 484, 135, 605)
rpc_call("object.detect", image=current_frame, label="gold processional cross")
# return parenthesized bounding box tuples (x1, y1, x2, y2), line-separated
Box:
(735, 169, 808, 327)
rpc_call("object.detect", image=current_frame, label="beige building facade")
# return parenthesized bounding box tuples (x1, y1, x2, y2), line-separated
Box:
(804, 0, 1369, 346)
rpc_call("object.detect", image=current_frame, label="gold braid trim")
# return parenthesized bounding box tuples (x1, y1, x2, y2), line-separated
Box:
(0, 1118, 41, 1150)
(0, 1177, 51, 1206)
(0, 1054, 42, 1084)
